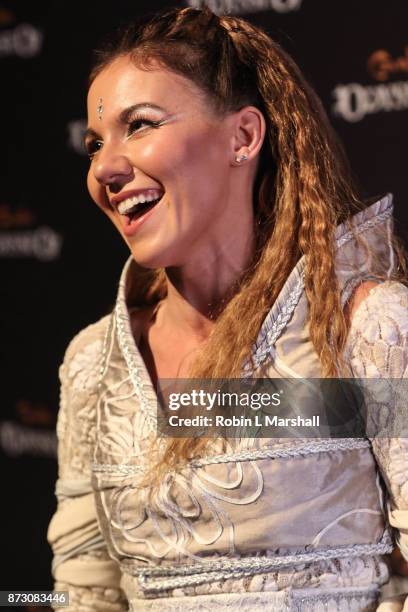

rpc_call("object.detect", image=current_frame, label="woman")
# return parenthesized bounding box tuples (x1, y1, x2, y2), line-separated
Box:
(48, 6, 408, 611)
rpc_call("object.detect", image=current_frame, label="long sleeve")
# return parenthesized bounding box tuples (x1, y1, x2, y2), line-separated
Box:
(47, 316, 127, 611)
(345, 281, 408, 611)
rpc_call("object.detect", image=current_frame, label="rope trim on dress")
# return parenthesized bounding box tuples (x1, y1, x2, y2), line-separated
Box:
(114, 260, 156, 431)
(91, 439, 370, 475)
(244, 272, 305, 374)
(190, 438, 370, 467)
(92, 462, 144, 476)
(120, 530, 392, 593)
(335, 208, 393, 249)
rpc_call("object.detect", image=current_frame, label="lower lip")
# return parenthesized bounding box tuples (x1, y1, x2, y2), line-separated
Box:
(121, 198, 163, 238)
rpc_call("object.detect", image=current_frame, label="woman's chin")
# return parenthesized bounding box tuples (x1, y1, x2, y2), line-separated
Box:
(128, 246, 174, 270)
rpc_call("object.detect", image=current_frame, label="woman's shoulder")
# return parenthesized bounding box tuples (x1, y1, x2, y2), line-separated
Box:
(347, 281, 408, 336)
(59, 313, 112, 391)
(56, 314, 113, 480)
(345, 280, 408, 378)
(64, 313, 111, 357)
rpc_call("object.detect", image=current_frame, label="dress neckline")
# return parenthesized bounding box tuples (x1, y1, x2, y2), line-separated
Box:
(113, 193, 394, 392)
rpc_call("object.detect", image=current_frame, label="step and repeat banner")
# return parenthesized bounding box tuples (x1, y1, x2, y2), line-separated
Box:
(1, 0, 407, 599)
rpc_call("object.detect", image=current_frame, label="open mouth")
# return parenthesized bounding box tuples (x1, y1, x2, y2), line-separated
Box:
(116, 191, 165, 226)
(126, 196, 162, 223)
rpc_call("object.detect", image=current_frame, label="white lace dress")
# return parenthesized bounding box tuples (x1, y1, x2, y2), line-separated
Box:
(48, 281, 408, 611)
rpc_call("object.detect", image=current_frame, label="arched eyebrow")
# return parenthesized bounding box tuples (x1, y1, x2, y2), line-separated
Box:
(84, 102, 168, 144)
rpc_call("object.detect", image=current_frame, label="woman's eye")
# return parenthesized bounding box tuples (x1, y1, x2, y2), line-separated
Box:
(127, 118, 161, 137)
(84, 117, 161, 160)
(85, 140, 103, 160)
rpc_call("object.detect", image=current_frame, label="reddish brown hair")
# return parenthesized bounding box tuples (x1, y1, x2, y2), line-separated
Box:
(89, 6, 406, 471)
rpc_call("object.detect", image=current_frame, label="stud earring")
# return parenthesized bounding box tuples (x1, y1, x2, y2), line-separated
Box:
(235, 152, 249, 163)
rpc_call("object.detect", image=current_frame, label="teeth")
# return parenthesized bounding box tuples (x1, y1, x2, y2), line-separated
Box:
(117, 191, 163, 215)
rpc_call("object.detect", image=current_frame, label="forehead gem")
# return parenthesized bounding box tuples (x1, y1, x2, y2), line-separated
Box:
(97, 97, 103, 120)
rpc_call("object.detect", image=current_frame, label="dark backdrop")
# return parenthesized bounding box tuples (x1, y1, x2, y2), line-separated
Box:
(1, 0, 407, 600)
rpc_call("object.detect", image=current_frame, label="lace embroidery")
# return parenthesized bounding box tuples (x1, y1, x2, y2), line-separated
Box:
(67, 339, 103, 391)
(127, 588, 379, 612)
(345, 281, 408, 514)
(53, 580, 126, 612)
(58, 317, 110, 481)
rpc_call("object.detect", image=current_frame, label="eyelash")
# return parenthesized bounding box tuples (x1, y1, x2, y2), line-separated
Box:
(85, 115, 163, 160)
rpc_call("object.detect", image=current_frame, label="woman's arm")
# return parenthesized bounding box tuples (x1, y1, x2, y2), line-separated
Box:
(345, 281, 408, 611)
(47, 317, 127, 611)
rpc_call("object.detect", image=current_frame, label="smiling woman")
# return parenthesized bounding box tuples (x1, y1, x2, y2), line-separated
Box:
(47, 6, 408, 612)
(85, 54, 259, 274)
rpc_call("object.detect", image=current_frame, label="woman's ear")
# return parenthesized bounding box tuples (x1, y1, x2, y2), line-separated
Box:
(231, 105, 266, 165)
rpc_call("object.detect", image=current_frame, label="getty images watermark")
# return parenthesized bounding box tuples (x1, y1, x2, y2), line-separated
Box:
(166, 387, 319, 429)
(156, 378, 408, 438)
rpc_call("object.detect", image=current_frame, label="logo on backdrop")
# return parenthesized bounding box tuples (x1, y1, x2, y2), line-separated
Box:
(0, 421, 57, 458)
(186, 0, 302, 15)
(332, 46, 408, 123)
(0, 23, 43, 59)
(0, 401, 57, 459)
(367, 47, 408, 82)
(0, 203, 63, 261)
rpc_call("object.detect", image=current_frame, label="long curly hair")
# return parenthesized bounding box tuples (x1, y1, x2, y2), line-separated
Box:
(89, 6, 406, 472)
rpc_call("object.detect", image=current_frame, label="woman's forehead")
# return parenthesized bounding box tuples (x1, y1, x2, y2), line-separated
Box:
(87, 56, 207, 117)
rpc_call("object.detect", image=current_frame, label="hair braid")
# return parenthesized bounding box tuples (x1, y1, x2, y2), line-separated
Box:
(89, 7, 406, 472)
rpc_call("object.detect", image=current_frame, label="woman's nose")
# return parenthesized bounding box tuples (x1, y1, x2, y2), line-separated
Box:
(92, 145, 134, 187)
